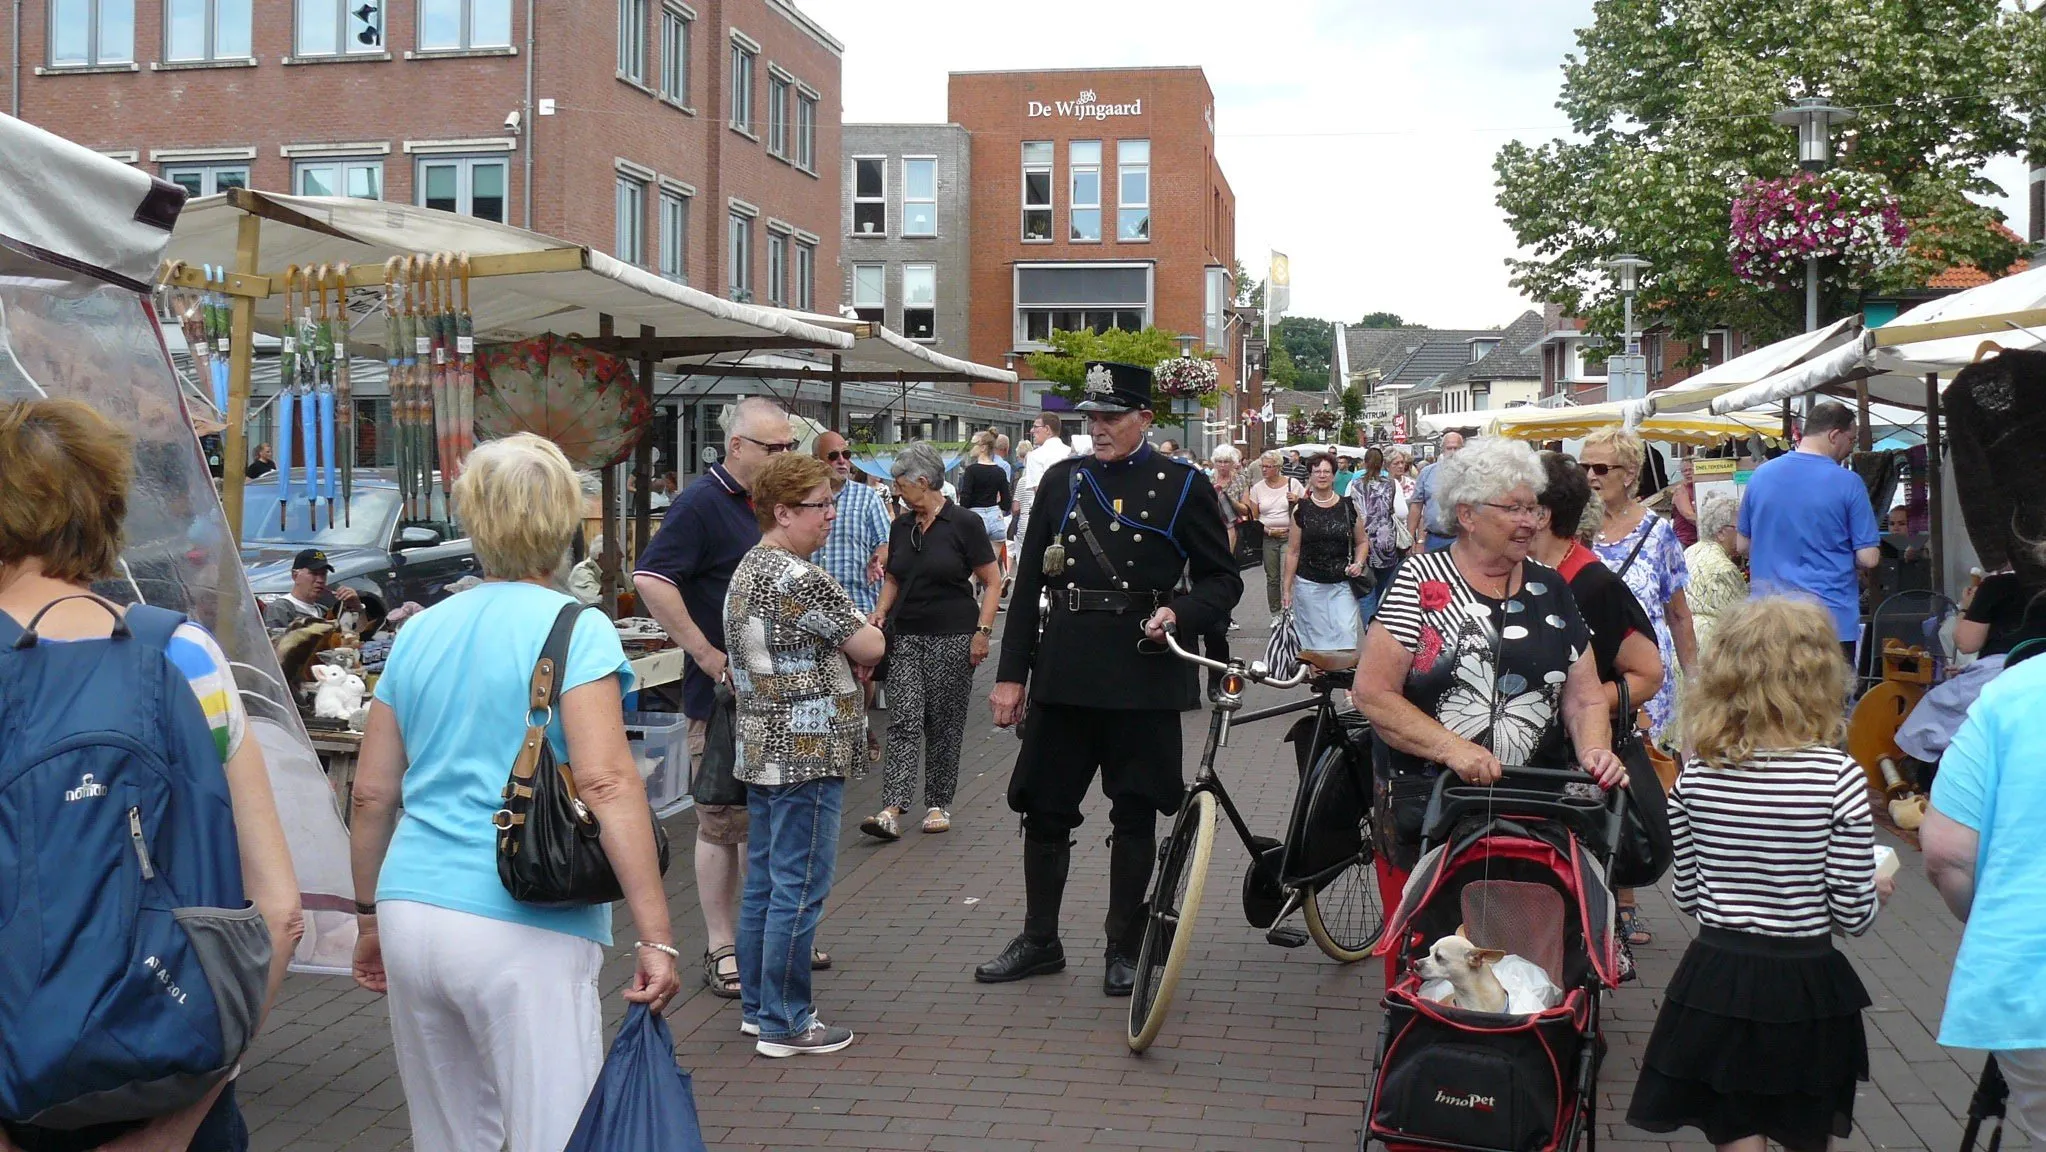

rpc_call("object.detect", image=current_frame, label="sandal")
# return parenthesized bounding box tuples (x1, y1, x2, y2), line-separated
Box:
(812, 948, 831, 971)
(1617, 904, 1652, 947)
(703, 945, 741, 999)
(922, 808, 951, 834)
(860, 809, 901, 841)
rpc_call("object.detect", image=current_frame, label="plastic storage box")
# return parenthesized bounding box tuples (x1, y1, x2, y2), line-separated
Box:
(623, 711, 692, 819)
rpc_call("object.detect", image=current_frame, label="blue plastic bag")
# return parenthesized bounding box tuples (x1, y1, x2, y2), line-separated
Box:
(563, 1004, 708, 1152)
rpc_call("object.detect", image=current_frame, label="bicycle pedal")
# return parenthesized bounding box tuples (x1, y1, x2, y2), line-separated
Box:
(1265, 924, 1310, 948)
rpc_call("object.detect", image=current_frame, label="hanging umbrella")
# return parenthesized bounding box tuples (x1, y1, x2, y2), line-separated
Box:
(296, 278, 319, 529)
(383, 257, 410, 522)
(276, 265, 299, 533)
(205, 264, 230, 421)
(476, 333, 652, 470)
(454, 254, 476, 485)
(430, 252, 456, 514)
(312, 262, 338, 530)
(410, 255, 435, 519)
(331, 262, 354, 526)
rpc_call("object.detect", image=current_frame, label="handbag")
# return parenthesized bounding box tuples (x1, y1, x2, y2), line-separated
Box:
(496, 603, 671, 907)
(688, 683, 745, 807)
(1265, 609, 1302, 675)
(872, 561, 923, 684)
(563, 1004, 709, 1152)
(1340, 499, 1376, 598)
(1607, 680, 1673, 888)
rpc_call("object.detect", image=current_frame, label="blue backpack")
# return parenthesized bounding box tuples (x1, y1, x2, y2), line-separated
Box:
(0, 597, 271, 1131)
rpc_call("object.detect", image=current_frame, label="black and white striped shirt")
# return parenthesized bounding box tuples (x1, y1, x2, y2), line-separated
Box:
(1667, 746, 1878, 937)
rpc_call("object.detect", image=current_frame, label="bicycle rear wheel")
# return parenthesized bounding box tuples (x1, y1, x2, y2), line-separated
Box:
(1302, 850, 1382, 962)
(1127, 789, 1216, 1053)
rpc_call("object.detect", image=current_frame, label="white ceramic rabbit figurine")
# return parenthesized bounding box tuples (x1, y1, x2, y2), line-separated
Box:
(310, 664, 368, 721)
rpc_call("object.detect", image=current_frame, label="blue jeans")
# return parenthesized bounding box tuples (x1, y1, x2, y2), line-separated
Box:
(738, 777, 845, 1041)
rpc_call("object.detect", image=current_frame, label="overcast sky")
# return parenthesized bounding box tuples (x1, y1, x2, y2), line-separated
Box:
(801, 0, 2033, 331)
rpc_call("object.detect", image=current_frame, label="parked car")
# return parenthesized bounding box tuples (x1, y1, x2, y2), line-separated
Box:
(241, 474, 478, 620)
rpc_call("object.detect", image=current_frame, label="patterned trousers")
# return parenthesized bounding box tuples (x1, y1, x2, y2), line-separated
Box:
(881, 632, 974, 811)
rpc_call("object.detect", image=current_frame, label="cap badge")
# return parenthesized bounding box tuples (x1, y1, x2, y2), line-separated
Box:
(1084, 364, 1115, 397)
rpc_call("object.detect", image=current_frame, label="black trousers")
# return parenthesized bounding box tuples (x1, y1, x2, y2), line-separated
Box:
(1008, 703, 1185, 843)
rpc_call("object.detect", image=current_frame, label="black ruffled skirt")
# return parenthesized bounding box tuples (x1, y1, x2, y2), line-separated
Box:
(1627, 927, 1871, 1149)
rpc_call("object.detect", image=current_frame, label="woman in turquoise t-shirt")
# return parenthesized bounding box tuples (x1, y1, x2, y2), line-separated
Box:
(349, 434, 679, 1152)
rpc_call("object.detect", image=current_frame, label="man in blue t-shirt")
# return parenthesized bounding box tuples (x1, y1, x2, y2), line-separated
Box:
(1737, 401, 1881, 663)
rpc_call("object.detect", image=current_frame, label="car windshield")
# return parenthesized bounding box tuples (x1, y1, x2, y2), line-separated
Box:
(242, 487, 400, 550)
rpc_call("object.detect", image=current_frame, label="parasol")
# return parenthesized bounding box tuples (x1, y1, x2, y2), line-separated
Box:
(204, 264, 229, 420)
(296, 268, 319, 528)
(455, 254, 476, 483)
(476, 333, 652, 470)
(430, 253, 455, 513)
(331, 262, 354, 525)
(383, 257, 410, 521)
(277, 265, 299, 533)
(404, 255, 429, 520)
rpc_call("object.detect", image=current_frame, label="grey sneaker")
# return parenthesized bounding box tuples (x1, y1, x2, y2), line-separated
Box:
(755, 1020, 854, 1058)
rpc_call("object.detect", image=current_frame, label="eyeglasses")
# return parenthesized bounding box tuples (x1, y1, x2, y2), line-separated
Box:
(823, 450, 853, 462)
(739, 434, 798, 454)
(1482, 502, 1547, 522)
(1578, 462, 1615, 477)
(791, 500, 835, 511)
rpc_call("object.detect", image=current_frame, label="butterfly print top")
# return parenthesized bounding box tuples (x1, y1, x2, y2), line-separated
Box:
(1375, 550, 1592, 777)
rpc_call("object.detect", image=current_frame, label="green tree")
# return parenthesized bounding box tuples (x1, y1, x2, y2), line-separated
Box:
(1274, 317, 1335, 385)
(1339, 384, 1365, 446)
(1356, 312, 1405, 329)
(1024, 326, 1185, 402)
(1494, 0, 2046, 345)
(1265, 339, 1303, 391)
(1232, 259, 1264, 310)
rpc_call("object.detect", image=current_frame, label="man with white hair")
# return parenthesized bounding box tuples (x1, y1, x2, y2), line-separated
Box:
(1407, 430, 1466, 555)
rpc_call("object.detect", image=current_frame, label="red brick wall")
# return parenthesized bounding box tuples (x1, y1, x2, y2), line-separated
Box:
(947, 67, 1236, 402)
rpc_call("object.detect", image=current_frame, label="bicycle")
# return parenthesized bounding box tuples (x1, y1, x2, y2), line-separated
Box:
(1126, 629, 1386, 1053)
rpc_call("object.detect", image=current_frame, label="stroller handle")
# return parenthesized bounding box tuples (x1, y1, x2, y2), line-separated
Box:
(1421, 763, 1626, 862)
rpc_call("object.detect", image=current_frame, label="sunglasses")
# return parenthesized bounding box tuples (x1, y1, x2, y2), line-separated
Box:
(824, 450, 854, 462)
(791, 500, 834, 511)
(1579, 462, 1616, 477)
(740, 434, 798, 454)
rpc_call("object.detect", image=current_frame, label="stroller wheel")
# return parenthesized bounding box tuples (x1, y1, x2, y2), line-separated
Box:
(1128, 791, 1216, 1053)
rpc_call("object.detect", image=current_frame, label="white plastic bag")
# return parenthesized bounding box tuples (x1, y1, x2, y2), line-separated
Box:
(1418, 954, 1561, 1015)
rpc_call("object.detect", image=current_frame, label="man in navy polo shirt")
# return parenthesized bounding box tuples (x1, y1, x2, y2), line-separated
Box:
(635, 396, 797, 999)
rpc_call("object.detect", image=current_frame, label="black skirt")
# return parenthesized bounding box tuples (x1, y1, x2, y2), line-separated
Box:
(1628, 927, 1871, 1149)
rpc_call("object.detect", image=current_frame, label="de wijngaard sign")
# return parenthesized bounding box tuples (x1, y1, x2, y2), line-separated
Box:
(1027, 90, 1143, 120)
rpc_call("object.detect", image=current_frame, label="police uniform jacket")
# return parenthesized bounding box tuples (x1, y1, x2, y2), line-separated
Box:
(998, 444, 1242, 711)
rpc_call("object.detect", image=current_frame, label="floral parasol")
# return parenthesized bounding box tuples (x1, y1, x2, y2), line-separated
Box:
(475, 333, 651, 469)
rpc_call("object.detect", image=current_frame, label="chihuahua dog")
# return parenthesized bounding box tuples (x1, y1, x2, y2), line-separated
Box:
(1414, 930, 1509, 1014)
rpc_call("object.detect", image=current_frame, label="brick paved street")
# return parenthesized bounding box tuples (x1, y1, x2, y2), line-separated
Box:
(236, 596, 2022, 1152)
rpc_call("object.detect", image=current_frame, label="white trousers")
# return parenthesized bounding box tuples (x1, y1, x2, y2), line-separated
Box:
(380, 900, 603, 1152)
(1994, 1049, 2046, 1142)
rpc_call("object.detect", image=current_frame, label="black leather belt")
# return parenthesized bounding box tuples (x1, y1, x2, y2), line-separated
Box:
(1052, 588, 1169, 613)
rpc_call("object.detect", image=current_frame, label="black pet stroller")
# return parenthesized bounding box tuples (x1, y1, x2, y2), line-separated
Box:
(1363, 767, 1626, 1152)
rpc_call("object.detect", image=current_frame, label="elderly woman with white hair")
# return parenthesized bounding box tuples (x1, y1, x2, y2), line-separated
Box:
(350, 433, 678, 1152)
(862, 441, 1002, 840)
(1683, 491, 1747, 651)
(1353, 436, 1627, 983)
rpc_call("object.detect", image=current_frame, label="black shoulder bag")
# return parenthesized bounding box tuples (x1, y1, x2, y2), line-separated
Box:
(496, 603, 671, 907)
(1614, 511, 1657, 581)
(1607, 678, 1673, 888)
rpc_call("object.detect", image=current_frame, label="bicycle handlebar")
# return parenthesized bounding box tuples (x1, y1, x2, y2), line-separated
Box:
(1154, 628, 1312, 689)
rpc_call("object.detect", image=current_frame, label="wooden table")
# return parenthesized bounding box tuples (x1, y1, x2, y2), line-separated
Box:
(309, 728, 363, 821)
(628, 646, 686, 692)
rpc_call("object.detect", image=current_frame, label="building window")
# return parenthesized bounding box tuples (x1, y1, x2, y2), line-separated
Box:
(767, 73, 790, 157)
(658, 6, 688, 102)
(1069, 140, 1101, 242)
(1204, 265, 1227, 351)
(616, 0, 645, 81)
(902, 157, 936, 237)
(795, 92, 817, 170)
(294, 158, 382, 199)
(1703, 329, 1732, 366)
(727, 212, 752, 301)
(902, 263, 935, 340)
(162, 162, 248, 197)
(417, 0, 510, 50)
(728, 40, 755, 132)
(794, 240, 814, 310)
(1117, 139, 1150, 242)
(852, 156, 885, 235)
(615, 176, 646, 267)
(658, 190, 689, 282)
(764, 232, 788, 306)
(294, 0, 381, 55)
(165, 0, 251, 62)
(1013, 263, 1150, 349)
(1021, 141, 1052, 242)
(851, 263, 884, 324)
(52, 0, 135, 65)
(417, 156, 507, 222)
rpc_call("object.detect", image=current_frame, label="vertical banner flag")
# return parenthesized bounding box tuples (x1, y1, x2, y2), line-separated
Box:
(1267, 251, 1291, 320)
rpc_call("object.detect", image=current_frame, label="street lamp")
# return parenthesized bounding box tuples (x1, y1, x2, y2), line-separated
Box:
(1604, 254, 1651, 401)
(1773, 97, 1856, 336)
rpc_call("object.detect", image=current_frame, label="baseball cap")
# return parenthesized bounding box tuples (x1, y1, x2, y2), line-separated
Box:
(292, 548, 334, 573)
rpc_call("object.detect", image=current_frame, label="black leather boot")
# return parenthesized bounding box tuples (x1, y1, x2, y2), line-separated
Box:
(1102, 832, 1156, 997)
(975, 839, 1069, 983)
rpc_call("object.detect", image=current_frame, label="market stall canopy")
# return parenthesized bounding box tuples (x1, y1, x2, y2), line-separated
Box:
(162, 188, 854, 355)
(1477, 400, 1788, 447)
(675, 307, 1019, 385)
(0, 112, 186, 292)
(1624, 316, 1859, 420)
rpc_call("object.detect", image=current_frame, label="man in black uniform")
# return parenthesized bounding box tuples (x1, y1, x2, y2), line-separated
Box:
(976, 362, 1243, 995)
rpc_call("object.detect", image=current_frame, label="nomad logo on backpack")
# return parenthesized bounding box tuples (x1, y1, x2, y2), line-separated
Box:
(0, 597, 271, 1131)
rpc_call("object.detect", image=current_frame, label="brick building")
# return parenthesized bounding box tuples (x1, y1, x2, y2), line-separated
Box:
(941, 66, 1238, 409)
(4, 0, 843, 306)
(840, 123, 972, 359)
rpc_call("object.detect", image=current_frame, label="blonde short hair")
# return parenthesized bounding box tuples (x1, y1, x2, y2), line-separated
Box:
(971, 429, 996, 455)
(1580, 426, 1645, 475)
(1258, 450, 1282, 468)
(454, 433, 583, 580)
(1684, 597, 1848, 765)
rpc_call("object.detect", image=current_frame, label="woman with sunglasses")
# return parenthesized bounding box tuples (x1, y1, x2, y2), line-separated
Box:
(863, 442, 1002, 841)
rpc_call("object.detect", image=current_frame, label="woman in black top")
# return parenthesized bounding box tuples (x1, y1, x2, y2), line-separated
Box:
(1958, 569, 2036, 658)
(862, 441, 1002, 841)
(957, 431, 1012, 574)
(1279, 454, 1368, 664)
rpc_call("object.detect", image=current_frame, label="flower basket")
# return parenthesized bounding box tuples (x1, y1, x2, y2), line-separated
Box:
(1308, 409, 1341, 434)
(1154, 355, 1221, 400)
(1728, 170, 1909, 291)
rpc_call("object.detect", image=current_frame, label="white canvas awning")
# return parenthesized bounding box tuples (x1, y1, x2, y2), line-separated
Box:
(0, 112, 185, 291)
(753, 309, 1018, 385)
(1624, 316, 1859, 420)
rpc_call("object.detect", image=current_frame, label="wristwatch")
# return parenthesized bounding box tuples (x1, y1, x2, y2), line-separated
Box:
(975, 625, 995, 637)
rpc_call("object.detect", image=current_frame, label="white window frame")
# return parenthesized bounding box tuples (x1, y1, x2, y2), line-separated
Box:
(1021, 140, 1053, 243)
(615, 175, 647, 267)
(851, 155, 886, 236)
(415, 155, 509, 222)
(765, 230, 788, 306)
(1010, 261, 1154, 351)
(794, 239, 815, 310)
(1069, 140, 1102, 243)
(50, 0, 136, 65)
(794, 90, 817, 171)
(1116, 139, 1150, 243)
(1703, 327, 1733, 366)
(162, 162, 249, 196)
(901, 156, 936, 238)
(658, 5, 688, 102)
(851, 262, 885, 323)
(658, 189, 689, 282)
(902, 262, 936, 342)
(728, 38, 755, 133)
(416, 0, 511, 51)
(293, 0, 381, 57)
(727, 211, 753, 301)
(293, 157, 383, 200)
(164, 0, 251, 63)
(766, 70, 791, 158)
(616, 0, 645, 81)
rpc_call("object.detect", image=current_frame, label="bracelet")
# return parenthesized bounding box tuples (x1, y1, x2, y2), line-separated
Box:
(354, 900, 377, 915)
(635, 940, 681, 960)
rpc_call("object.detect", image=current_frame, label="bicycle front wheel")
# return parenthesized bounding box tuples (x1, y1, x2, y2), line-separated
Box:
(1127, 789, 1216, 1053)
(1302, 848, 1383, 962)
